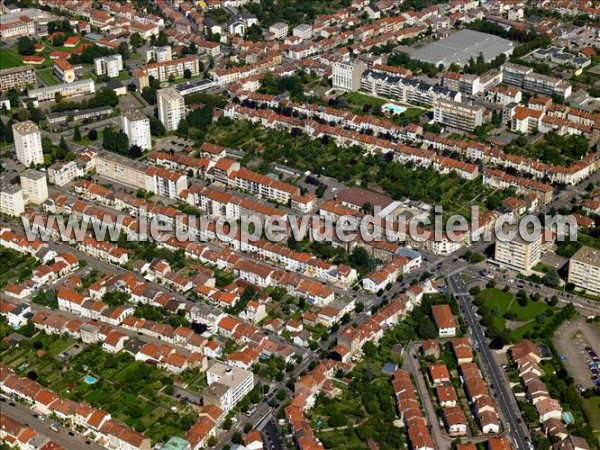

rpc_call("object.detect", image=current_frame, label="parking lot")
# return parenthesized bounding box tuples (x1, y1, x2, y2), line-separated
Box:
(553, 319, 600, 390)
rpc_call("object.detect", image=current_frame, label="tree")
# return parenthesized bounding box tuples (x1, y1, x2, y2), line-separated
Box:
(184, 68, 192, 79)
(130, 32, 144, 47)
(243, 423, 253, 433)
(128, 145, 142, 158)
(349, 246, 376, 273)
(155, 30, 168, 46)
(17, 37, 36, 56)
(52, 35, 65, 47)
(118, 42, 130, 60)
(59, 136, 69, 151)
(416, 316, 437, 339)
(542, 268, 560, 288)
(223, 417, 232, 430)
(73, 126, 82, 141)
(329, 413, 348, 428)
(26, 370, 38, 380)
(232, 432, 242, 444)
(87, 129, 98, 141)
(102, 126, 130, 154)
(149, 116, 166, 136)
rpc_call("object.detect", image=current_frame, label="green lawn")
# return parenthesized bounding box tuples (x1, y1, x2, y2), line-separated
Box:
(475, 288, 558, 341)
(37, 67, 59, 86)
(342, 92, 387, 109)
(118, 70, 131, 81)
(582, 396, 600, 433)
(76, 129, 103, 147)
(0, 46, 23, 69)
(318, 429, 367, 449)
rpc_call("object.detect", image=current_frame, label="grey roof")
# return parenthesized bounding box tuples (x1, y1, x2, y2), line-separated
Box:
(21, 168, 46, 181)
(406, 29, 514, 68)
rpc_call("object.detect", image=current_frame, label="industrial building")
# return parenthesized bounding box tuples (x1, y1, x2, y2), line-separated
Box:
(406, 29, 514, 68)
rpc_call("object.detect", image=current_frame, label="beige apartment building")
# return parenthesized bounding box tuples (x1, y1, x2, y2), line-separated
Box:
(568, 246, 600, 295)
(494, 234, 542, 271)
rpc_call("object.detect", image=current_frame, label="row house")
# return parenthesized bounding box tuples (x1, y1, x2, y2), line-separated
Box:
(0, 228, 45, 259)
(1, 365, 151, 449)
(228, 168, 299, 204)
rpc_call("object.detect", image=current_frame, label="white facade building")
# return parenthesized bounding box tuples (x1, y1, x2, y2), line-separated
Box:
(568, 246, 600, 295)
(333, 60, 367, 92)
(94, 54, 124, 78)
(13, 120, 43, 166)
(0, 184, 25, 216)
(157, 87, 185, 131)
(20, 169, 48, 204)
(48, 161, 83, 186)
(204, 362, 254, 412)
(145, 46, 172, 63)
(121, 109, 152, 150)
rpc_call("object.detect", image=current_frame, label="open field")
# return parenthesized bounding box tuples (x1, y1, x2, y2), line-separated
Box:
(582, 397, 600, 436)
(474, 288, 559, 341)
(37, 67, 60, 86)
(0, 46, 23, 69)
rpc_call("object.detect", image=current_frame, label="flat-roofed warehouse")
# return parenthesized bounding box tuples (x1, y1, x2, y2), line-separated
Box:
(404, 29, 514, 68)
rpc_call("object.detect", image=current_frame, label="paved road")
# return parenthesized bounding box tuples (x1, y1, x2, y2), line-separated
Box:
(1, 398, 105, 449)
(262, 417, 287, 450)
(404, 343, 452, 450)
(448, 275, 531, 450)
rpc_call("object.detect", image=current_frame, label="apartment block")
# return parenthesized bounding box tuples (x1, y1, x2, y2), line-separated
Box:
(134, 56, 200, 90)
(20, 169, 48, 204)
(0, 183, 25, 217)
(145, 166, 188, 199)
(28, 79, 95, 103)
(94, 54, 123, 78)
(204, 362, 254, 412)
(269, 22, 288, 39)
(360, 71, 461, 107)
(229, 168, 299, 204)
(157, 87, 186, 131)
(0, 65, 36, 91)
(0, 16, 35, 39)
(95, 150, 149, 190)
(121, 109, 152, 150)
(293, 24, 313, 40)
(13, 120, 43, 166)
(433, 99, 484, 132)
(145, 46, 172, 63)
(568, 246, 600, 295)
(494, 234, 542, 271)
(333, 60, 367, 92)
(501, 62, 572, 98)
(48, 161, 83, 186)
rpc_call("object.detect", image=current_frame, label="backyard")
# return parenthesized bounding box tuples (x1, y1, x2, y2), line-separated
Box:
(204, 120, 504, 220)
(1, 337, 197, 443)
(0, 248, 37, 288)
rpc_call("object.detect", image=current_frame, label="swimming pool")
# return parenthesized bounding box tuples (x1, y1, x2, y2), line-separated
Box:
(83, 375, 98, 385)
(382, 103, 407, 115)
(563, 411, 574, 424)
